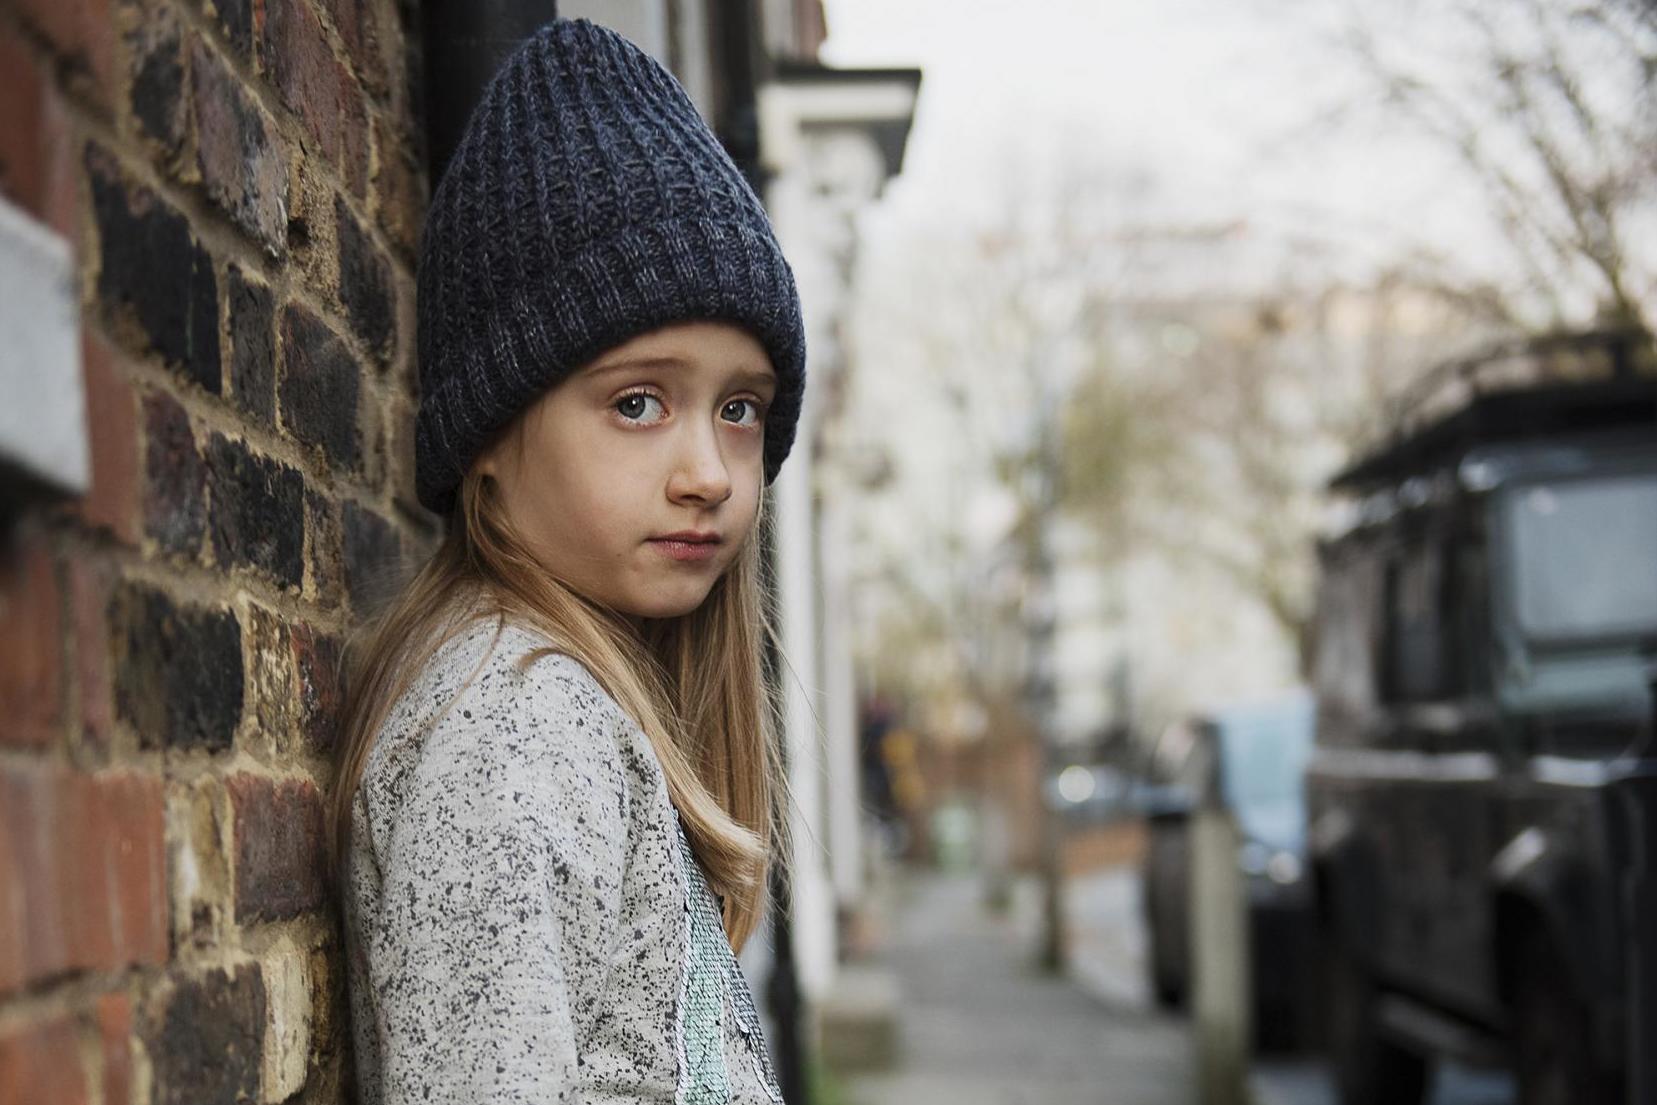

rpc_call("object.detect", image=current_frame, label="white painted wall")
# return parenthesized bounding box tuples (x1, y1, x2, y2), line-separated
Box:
(0, 196, 87, 502)
(557, 0, 670, 65)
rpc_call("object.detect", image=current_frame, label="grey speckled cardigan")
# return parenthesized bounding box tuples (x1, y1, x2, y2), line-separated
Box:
(342, 615, 786, 1105)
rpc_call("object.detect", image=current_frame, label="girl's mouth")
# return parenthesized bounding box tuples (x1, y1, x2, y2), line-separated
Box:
(647, 536, 721, 562)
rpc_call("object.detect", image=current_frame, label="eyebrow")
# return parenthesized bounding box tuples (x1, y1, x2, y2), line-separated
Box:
(585, 355, 776, 391)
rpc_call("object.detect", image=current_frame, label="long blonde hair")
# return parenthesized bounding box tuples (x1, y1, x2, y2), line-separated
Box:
(327, 455, 792, 953)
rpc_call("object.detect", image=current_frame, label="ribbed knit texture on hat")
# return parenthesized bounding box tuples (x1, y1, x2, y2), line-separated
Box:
(414, 17, 808, 516)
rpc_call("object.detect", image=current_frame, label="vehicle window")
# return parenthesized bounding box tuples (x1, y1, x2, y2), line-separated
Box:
(1217, 697, 1314, 812)
(1215, 696, 1314, 851)
(1505, 473, 1657, 641)
(1381, 534, 1454, 701)
(1453, 529, 1491, 693)
(1312, 545, 1382, 716)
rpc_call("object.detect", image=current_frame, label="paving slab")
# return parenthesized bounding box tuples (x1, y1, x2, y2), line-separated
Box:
(834, 866, 1195, 1105)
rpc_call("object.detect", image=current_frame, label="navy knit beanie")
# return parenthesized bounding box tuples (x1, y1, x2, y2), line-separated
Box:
(414, 17, 808, 516)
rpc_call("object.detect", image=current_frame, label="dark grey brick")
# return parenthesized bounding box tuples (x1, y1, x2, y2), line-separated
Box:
(87, 144, 221, 393)
(205, 433, 305, 588)
(111, 583, 242, 752)
(227, 265, 276, 427)
(278, 303, 361, 471)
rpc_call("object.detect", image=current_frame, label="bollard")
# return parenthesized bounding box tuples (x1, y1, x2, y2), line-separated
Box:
(1190, 804, 1251, 1105)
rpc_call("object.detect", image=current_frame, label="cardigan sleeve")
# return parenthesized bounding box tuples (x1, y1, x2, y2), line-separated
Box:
(364, 651, 632, 1105)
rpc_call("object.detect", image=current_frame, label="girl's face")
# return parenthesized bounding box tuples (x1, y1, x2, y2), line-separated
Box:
(476, 321, 778, 621)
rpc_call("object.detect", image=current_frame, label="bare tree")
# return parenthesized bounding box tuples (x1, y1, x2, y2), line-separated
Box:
(1320, 0, 1657, 330)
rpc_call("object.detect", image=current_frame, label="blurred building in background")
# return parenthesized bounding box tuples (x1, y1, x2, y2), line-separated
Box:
(756, 38, 920, 1066)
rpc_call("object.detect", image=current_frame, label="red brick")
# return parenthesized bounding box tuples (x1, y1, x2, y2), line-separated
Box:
(0, 535, 63, 750)
(59, 778, 116, 972)
(227, 773, 328, 922)
(0, 766, 61, 991)
(68, 558, 115, 752)
(95, 773, 170, 966)
(190, 35, 288, 256)
(94, 990, 135, 1105)
(319, 0, 387, 101)
(0, 24, 79, 242)
(14, 0, 117, 110)
(0, 764, 168, 996)
(0, 780, 21, 995)
(289, 623, 342, 754)
(0, 1014, 89, 1105)
(261, 0, 363, 179)
(38, 72, 81, 245)
(74, 328, 141, 544)
(0, 24, 48, 216)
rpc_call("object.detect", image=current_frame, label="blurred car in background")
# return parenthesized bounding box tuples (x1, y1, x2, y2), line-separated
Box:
(1140, 687, 1319, 1049)
(1306, 330, 1657, 1105)
(1051, 761, 1134, 825)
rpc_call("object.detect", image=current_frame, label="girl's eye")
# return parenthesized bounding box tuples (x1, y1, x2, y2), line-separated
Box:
(721, 399, 762, 427)
(615, 392, 666, 424)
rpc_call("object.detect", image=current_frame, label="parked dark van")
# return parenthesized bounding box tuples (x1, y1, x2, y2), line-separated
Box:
(1306, 330, 1657, 1105)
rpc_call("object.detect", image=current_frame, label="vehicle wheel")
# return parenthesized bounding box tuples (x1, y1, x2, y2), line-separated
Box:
(1512, 929, 1623, 1105)
(1152, 971, 1184, 1010)
(1146, 921, 1186, 1009)
(1143, 872, 1186, 1010)
(1323, 940, 1428, 1105)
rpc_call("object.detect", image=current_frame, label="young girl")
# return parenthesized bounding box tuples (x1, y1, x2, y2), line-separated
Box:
(330, 18, 807, 1105)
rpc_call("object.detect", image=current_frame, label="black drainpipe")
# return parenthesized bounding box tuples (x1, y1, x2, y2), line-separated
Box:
(419, 0, 559, 188)
(759, 519, 810, 1105)
(706, 0, 766, 195)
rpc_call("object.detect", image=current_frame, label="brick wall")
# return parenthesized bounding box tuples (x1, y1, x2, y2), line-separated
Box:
(0, 0, 430, 1100)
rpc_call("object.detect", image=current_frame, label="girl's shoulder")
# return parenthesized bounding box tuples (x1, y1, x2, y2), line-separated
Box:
(416, 613, 622, 717)
(427, 614, 582, 687)
(363, 613, 636, 802)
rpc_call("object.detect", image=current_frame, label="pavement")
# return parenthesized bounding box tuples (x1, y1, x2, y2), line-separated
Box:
(830, 858, 1515, 1105)
(832, 863, 1195, 1105)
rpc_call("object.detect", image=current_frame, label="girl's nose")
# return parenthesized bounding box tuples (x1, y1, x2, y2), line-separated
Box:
(667, 421, 733, 505)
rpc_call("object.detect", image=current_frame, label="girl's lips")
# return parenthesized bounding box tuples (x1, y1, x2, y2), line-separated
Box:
(648, 538, 720, 562)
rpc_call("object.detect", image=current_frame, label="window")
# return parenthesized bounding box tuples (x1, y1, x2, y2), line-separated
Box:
(1381, 532, 1455, 702)
(1505, 473, 1657, 642)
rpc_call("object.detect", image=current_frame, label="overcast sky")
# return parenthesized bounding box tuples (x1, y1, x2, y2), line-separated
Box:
(812, 0, 1523, 713)
(818, 0, 1534, 293)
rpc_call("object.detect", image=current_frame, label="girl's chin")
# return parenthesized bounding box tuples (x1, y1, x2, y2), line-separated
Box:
(619, 582, 717, 621)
